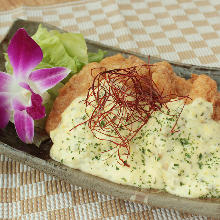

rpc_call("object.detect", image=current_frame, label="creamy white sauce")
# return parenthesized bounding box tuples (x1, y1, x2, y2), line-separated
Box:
(50, 97, 220, 198)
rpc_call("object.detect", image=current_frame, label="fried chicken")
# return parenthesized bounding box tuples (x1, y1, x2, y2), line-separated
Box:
(187, 74, 220, 121)
(45, 54, 220, 133)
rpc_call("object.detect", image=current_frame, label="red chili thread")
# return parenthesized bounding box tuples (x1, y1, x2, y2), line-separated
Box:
(71, 63, 190, 166)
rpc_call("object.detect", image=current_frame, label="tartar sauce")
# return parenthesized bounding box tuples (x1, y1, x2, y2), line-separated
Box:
(50, 97, 220, 198)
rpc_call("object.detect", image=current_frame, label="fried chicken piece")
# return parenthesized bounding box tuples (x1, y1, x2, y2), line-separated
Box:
(213, 93, 220, 120)
(150, 61, 177, 98)
(175, 76, 192, 97)
(187, 74, 220, 120)
(187, 74, 218, 103)
(46, 54, 146, 133)
(46, 54, 220, 133)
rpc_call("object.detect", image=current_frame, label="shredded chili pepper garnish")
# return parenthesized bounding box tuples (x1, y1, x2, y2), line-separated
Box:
(71, 63, 190, 166)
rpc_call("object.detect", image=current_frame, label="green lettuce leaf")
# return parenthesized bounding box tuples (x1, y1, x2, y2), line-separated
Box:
(88, 49, 107, 63)
(4, 53, 13, 74)
(54, 31, 88, 64)
(32, 25, 80, 73)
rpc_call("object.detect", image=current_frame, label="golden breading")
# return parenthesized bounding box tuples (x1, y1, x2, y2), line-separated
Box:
(149, 61, 193, 100)
(100, 54, 148, 71)
(187, 74, 220, 120)
(46, 54, 220, 133)
(188, 74, 217, 103)
(213, 93, 220, 120)
(150, 61, 177, 97)
(174, 76, 192, 97)
(99, 54, 126, 69)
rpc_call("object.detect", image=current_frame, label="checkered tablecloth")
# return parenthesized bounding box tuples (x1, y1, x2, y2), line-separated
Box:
(0, 0, 219, 219)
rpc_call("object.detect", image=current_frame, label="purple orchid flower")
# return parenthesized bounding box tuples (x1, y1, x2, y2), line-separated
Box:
(0, 28, 70, 143)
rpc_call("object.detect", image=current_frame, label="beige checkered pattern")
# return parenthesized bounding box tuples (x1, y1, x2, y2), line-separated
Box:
(119, 0, 220, 66)
(1, 0, 220, 67)
(0, 0, 219, 219)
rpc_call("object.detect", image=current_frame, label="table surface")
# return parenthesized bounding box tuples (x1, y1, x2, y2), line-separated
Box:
(0, 0, 220, 219)
(1, 0, 73, 10)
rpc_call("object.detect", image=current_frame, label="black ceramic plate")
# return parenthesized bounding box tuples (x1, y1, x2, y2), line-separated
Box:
(0, 19, 219, 218)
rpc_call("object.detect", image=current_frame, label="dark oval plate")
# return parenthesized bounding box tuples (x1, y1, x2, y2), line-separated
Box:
(0, 19, 219, 219)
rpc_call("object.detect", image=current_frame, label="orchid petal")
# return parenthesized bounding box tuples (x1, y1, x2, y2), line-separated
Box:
(29, 67, 70, 93)
(7, 28, 43, 80)
(12, 97, 26, 111)
(19, 81, 32, 92)
(0, 93, 11, 128)
(26, 93, 45, 120)
(14, 110, 34, 144)
(0, 72, 12, 92)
